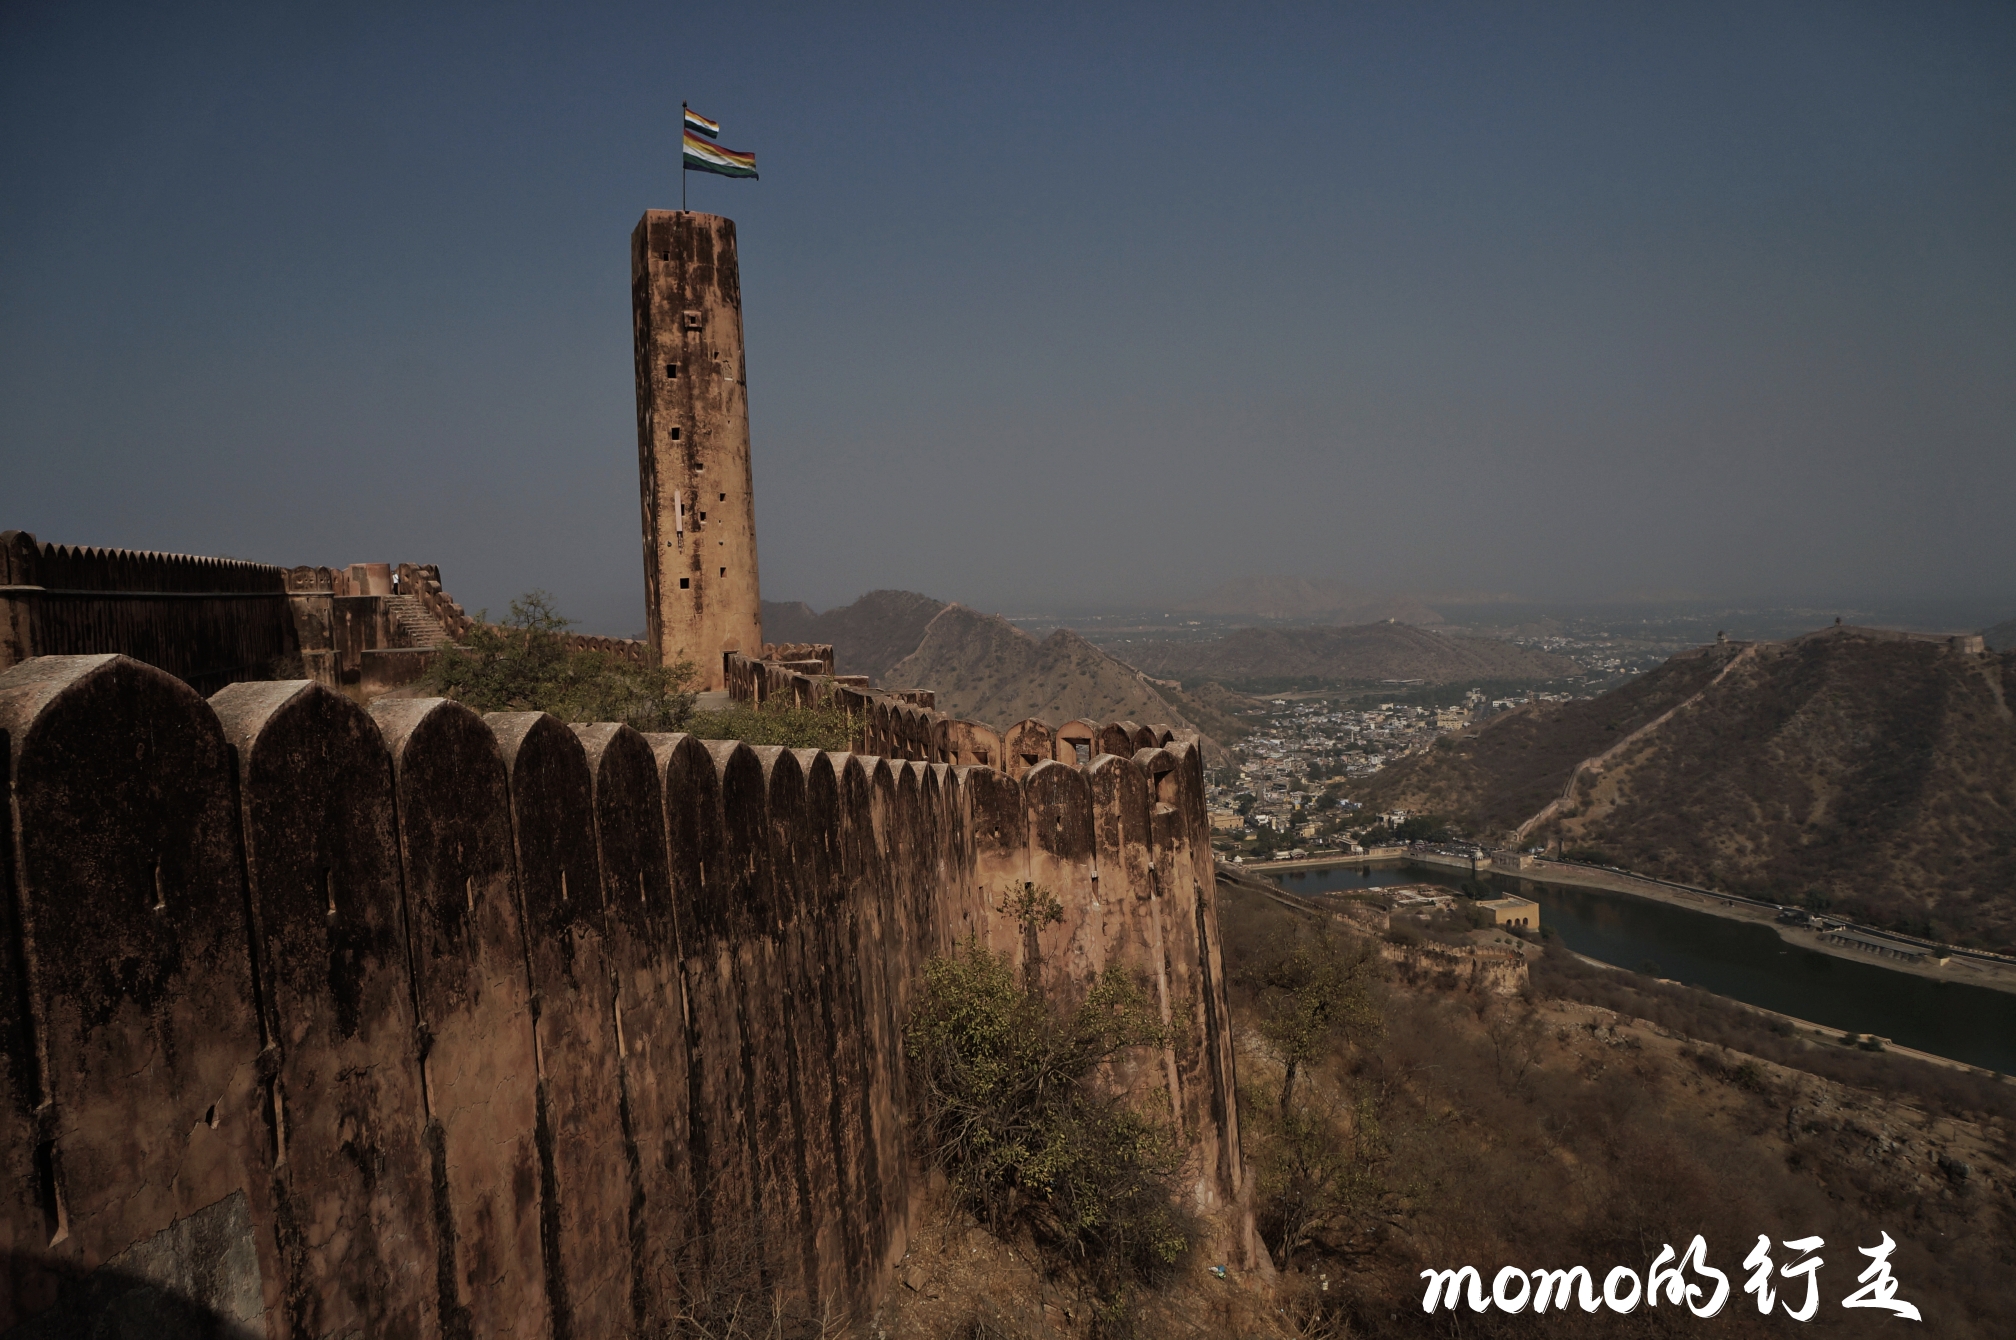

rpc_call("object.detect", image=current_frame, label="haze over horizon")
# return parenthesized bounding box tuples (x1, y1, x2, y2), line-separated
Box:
(4, 2, 2012, 634)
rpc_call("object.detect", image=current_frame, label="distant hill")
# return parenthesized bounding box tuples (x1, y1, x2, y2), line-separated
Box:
(1986, 616, 2016, 652)
(762, 591, 1227, 748)
(883, 604, 1210, 742)
(761, 590, 948, 682)
(1115, 622, 1578, 686)
(1358, 627, 2016, 950)
(1176, 575, 1443, 625)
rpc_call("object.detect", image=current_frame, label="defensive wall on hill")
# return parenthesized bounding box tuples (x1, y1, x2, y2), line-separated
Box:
(2, 533, 665, 704)
(723, 649, 1194, 779)
(0, 651, 1250, 1337)
(1, 530, 298, 696)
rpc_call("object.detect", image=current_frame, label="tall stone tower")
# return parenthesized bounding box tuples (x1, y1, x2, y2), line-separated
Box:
(632, 210, 762, 689)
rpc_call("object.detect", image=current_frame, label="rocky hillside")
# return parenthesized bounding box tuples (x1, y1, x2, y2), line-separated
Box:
(1359, 627, 2016, 949)
(883, 604, 1208, 739)
(1986, 615, 2016, 652)
(761, 590, 947, 681)
(1116, 621, 1579, 686)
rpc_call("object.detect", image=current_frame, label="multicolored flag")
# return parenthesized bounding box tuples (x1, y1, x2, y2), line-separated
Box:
(683, 106, 720, 139)
(683, 129, 758, 179)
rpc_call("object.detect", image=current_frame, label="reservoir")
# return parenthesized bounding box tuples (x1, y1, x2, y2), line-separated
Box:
(1269, 862, 2016, 1075)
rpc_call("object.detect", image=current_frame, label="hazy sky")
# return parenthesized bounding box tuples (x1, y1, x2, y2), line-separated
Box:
(4, 2, 2011, 633)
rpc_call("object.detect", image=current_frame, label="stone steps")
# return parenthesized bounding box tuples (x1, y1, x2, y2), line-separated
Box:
(385, 593, 455, 649)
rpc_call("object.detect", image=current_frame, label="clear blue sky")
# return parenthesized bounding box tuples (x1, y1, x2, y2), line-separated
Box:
(4, 1, 2011, 632)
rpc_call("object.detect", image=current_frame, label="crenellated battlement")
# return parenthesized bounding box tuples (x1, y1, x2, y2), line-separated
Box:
(724, 648, 1191, 776)
(0, 652, 1252, 1336)
(1, 529, 298, 694)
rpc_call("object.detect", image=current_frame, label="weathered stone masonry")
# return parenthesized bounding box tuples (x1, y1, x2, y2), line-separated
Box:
(634, 211, 763, 690)
(0, 652, 1248, 1336)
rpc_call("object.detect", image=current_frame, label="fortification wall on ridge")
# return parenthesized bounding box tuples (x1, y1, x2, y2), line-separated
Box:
(1, 530, 298, 695)
(724, 650, 1184, 775)
(0, 652, 1251, 1337)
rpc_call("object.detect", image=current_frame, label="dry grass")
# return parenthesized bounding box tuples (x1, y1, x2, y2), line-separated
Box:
(1220, 877, 2016, 1340)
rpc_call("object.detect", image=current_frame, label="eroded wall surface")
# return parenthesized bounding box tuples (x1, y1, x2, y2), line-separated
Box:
(0, 531, 298, 695)
(634, 212, 763, 688)
(0, 653, 1247, 1337)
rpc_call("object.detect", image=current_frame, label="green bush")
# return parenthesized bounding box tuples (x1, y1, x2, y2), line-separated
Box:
(906, 931, 1191, 1334)
(1391, 815, 1453, 843)
(684, 700, 858, 752)
(420, 591, 697, 732)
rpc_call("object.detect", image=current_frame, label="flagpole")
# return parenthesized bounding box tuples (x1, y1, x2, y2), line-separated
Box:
(681, 101, 687, 212)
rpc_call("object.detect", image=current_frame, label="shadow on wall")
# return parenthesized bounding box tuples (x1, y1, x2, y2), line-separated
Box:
(4, 1192, 264, 1339)
(0, 1255, 258, 1340)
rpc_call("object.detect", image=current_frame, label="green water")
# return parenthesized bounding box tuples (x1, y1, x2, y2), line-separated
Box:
(1268, 862, 2016, 1075)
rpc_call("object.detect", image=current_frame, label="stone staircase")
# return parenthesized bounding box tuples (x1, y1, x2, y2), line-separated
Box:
(385, 594, 457, 649)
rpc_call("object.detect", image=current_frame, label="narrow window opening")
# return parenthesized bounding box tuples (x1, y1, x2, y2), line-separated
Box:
(693, 459, 705, 472)
(660, 251, 670, 260)
(718, 492, 726, 501)
(698, 511, 707, 521)
(638, 870, 647, 904)
(719, 567, 727, 577)
(664, 362, 678, 378)
(152, 861, 166, 912)
(559, 868, 569, 902)
(1074, 741, 1091, 764)
(464, 875, 475, 913)
(668, 426, 681, 441)
(679, 577, 691, 589)
(323, 867, 335, 918)
(204, 1103, 219, 1129)
(681, 310, 702, 331)
(613, 997, 628, 1058)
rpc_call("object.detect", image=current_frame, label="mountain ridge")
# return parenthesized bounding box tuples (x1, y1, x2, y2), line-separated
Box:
(1356, 628, 2016, 949)
(762, 589, 948, 682)
(883, 604, 1213, 743)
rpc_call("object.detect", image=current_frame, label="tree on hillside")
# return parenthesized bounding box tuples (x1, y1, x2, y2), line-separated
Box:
(1241, 925, 1381, 1117)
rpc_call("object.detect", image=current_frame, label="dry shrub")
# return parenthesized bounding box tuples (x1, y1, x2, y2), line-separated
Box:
(905, 934, 1194, 1336)
(423, 590, 698, 731)
(1216, 877, 2016, 1340)
(1531, 945, 2016, 1121)
(666, 1215, 848, 1340)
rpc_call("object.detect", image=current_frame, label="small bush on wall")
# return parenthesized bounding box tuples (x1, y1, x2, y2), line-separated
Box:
(906, 925, 1192, 1337)
(422, 591, 697, 732)
(685, 700, 857, 751)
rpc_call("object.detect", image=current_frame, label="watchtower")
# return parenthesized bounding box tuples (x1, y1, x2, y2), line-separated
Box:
(632, 210, 762, 688)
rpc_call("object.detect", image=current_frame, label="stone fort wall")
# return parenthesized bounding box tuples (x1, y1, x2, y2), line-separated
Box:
(0, 652, 1249, 1337)
(1, 534, 658, 705)
(1, 530, 298, 696)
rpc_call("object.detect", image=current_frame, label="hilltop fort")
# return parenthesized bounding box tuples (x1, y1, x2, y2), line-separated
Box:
(0, 212, 1257, 1335)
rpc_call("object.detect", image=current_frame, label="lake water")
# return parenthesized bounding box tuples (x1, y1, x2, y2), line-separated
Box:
(1268, 862, 2016, 1075)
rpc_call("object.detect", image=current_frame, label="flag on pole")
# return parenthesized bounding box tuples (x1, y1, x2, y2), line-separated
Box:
(683, 129, 758, 178)
(683, 106, 720, 139)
